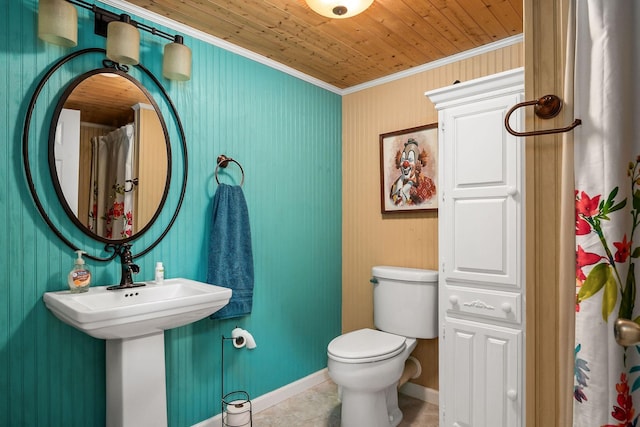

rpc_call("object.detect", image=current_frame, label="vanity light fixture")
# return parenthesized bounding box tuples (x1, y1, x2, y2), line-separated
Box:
(38, 0, 78, 47)
(305, 0, 374, 19)
(37, 0, 192, 80)
(106, 14, 139, 65)
(162, 35, 192, 81)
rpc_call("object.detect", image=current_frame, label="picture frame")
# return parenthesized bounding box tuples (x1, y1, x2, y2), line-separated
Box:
(379, 123, 438, 213)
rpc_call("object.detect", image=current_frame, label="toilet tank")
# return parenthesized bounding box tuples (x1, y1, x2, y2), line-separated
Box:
(372, 266, 438, 339)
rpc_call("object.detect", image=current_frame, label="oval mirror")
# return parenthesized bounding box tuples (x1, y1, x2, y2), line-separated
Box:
(48, 68, 170, 243)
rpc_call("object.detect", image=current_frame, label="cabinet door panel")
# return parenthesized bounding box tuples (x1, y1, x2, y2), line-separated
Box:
(446, 327, 475, 427)
(484, 334, 515, 427)
(453, 197, 507, 275)
(453, 110, 506, 187)
(444, 318, 521, 427)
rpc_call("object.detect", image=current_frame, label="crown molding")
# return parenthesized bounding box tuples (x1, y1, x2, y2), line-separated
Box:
(342, 34, 524, 95)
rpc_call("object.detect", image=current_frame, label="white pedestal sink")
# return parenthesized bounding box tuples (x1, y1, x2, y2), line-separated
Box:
(43, 278, 232, 427)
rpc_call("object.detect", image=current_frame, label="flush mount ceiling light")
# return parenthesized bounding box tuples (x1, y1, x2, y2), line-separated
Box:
(305, 0, 374, 19)
(37, 0, 192, 81)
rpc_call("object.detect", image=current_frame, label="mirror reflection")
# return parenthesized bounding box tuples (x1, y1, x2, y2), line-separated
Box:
(51, 71, 169, 241)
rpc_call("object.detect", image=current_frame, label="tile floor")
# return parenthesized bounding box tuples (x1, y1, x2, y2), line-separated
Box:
(251, 380, 439, 426)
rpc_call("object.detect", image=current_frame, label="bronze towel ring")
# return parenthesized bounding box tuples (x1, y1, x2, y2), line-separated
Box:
(215, 154, 245, 186)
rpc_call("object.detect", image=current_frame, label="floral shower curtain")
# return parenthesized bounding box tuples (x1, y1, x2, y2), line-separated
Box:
(88, 124, 135, 239)
(573, 1, 640, 425)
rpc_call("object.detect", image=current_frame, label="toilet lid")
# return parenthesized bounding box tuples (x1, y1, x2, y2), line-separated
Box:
(327, 328, 406, 363)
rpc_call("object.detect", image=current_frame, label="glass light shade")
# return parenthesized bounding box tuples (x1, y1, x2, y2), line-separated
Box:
(38, 0, 77, 47)
(106, 18, 140, 65)
(163, 40, 192, 81)
(305, 0, 373, 18)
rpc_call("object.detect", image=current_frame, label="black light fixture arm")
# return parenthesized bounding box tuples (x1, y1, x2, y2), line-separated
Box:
(64, 0, 184, 43)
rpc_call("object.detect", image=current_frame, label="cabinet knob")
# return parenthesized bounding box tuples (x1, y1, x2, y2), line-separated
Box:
(507, 389, 518, 401)
(507, 186, 517, 196)
(449, 295, 459, 305)
(501, 303, 512, 313)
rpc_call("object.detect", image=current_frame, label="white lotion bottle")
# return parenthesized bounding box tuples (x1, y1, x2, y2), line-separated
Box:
(154, 262, 165, 284)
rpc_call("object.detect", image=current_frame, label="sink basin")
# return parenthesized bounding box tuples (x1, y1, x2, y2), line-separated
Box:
(43, 278, 232, 339)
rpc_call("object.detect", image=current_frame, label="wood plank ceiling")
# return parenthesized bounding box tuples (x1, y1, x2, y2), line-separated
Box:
(126, 0, 523, 89)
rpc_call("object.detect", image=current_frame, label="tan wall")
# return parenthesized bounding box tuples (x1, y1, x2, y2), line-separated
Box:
(342, 42, 523, 390)
(525, 0, 573, 424)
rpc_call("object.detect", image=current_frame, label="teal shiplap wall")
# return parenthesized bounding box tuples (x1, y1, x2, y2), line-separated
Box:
(0, 1, 342, 426)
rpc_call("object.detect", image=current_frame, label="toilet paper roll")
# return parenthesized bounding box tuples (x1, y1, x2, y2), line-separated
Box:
(231, 327, 246, 349)
(230, 327, 257, 349)
(225, 400, 250, 426)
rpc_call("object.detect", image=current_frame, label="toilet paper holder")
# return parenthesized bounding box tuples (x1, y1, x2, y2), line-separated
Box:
(221, 330, 255, 427)
(222, 390, 252, 427)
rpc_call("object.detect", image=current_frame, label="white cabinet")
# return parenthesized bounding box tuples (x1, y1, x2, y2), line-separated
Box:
(426, 68, 525, 427)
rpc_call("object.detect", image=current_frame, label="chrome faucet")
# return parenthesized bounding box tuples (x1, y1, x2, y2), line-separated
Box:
(107, 243, 145, 290)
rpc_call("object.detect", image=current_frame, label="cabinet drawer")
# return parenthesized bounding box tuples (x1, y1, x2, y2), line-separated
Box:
(444, 285, 521, 324)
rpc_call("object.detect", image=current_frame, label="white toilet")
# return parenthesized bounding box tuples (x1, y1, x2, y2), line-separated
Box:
(327, 266, 438, 427)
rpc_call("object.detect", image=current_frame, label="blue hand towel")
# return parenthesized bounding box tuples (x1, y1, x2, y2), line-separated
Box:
(207, 184, 254, 319)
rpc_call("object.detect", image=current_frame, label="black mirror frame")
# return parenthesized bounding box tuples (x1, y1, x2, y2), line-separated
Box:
(22, 48, 188, 262)
(48, 65, 171, 245)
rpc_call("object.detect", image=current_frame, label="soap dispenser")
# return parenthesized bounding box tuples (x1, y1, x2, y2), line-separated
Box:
(68, 250, 91, 293)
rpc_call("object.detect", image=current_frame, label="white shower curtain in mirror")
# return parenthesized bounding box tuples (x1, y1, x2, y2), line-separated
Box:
(88, 124, 135, 239)
(573, 1, 640, 425)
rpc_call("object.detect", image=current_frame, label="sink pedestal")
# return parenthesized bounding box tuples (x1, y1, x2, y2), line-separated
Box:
(106, 332, 167, 427)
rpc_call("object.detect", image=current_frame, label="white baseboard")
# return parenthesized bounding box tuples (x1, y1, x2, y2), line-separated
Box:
(399, 382, 439, 406)
(192, 369, 331, 427)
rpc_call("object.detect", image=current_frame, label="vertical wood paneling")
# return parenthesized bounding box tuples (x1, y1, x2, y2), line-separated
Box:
(134, 107, 166, 230)
(162, 48, 342, 426)
(2, 2, 341, 427)
(524, 0, 572, 425)
(1, 0, 12, 414)
(342, 42, 523, 390)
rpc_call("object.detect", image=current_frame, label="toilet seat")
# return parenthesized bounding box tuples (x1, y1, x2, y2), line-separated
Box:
(328, 328, 406, 364)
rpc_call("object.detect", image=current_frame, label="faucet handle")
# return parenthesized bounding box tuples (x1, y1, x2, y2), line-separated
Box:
(129, 264, 140, 274)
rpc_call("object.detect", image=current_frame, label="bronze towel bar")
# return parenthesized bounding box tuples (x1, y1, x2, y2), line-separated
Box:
(505, 94, 582, 137)
(215, 154, 245, 186)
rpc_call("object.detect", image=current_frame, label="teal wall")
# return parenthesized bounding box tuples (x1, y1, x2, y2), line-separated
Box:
(0, 1, 342, 426)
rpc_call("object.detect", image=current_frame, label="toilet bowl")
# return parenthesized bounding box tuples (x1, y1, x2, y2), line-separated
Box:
(327, 266, 438, 427)
(328, 328, 417, 427)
